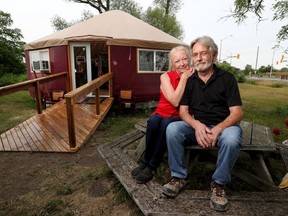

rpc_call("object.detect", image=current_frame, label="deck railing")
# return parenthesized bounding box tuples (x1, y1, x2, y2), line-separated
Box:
(64, 72, 113, 148)
(0, 72, 69, 114)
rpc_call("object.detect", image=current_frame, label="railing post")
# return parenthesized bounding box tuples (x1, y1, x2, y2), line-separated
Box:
(66, 97, 76, 148)
(109, 72, 113, 97)
(34, 81, 43, 114)
(66, 72, 71, 92)
(94, 89, 100, 115)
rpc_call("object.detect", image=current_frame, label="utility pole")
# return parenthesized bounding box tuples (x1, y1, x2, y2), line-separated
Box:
(255, 46, 259, 71)
(270, 50, 275, 77)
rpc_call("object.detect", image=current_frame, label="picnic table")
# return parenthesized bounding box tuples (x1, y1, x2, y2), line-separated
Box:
(98, 120, 288, 215)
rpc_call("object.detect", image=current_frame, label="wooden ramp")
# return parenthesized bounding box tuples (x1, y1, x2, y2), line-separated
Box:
(0, 97, 114, 153)
(98, 124, 288, 216)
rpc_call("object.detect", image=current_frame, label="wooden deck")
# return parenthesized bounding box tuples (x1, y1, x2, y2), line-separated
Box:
(98, 121, 288, 215)
(0, 97, 114, 153)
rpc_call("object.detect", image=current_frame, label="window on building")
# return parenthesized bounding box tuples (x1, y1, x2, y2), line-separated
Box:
(29, 49, 50, 73)
(138, 49, 169, 73)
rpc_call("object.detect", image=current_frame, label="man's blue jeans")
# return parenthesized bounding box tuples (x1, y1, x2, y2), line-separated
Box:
(143, 114, 180, 169)
(166, 121, 242, 185)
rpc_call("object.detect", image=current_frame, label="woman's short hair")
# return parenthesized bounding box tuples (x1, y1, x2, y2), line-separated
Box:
(168, 45, 191, 71)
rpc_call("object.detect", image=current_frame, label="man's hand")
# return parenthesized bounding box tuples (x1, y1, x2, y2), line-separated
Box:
(194, 121, 213, 148)
(207, 126, 222, 147)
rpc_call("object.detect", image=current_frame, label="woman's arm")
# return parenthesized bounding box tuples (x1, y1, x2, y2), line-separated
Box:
(160, 69, 194, 107)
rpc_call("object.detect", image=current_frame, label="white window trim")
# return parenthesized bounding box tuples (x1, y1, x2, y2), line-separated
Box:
(137, 48, 169, 73)
(29, 49, 50, 73)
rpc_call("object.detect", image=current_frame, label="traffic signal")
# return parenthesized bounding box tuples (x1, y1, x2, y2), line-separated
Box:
(280, 54, 284, 63)
(236, 54, 240, 59)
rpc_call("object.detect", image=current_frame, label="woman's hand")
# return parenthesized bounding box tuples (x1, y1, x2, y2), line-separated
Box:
(179, 67, 195, 79)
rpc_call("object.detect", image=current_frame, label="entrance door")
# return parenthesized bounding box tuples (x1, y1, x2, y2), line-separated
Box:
(70, 42, 92, 90)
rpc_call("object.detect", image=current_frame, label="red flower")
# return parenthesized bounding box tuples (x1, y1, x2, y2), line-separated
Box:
(285, 119, 288, 127)
(272, 128, 281, 135)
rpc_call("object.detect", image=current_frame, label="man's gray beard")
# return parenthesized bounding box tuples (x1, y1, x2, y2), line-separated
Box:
(195, 62, 213, 72)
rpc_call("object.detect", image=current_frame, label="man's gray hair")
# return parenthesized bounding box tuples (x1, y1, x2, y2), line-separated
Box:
(190, 36, 218, 56)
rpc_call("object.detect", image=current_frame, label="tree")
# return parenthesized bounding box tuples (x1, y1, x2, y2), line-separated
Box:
(65, 0, 142, 18)
(51, 10, 94, 31)
(257, 65, 272, 73)
(227, 0, 288, 43)
(242, 64, 255, 76)
(52, 0, 143, 31)
(0, 11, 26, 76)
(216, 61, 245, 82)
(144, 0, 184, 39)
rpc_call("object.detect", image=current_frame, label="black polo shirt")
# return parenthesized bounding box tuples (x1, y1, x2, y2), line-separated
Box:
(180, 65, 242, 125)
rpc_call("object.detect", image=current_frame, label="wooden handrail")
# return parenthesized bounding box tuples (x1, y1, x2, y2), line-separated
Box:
(0, 71, 113, 149)
(0, 72, 69, 114)
(64, 72, 113, 148)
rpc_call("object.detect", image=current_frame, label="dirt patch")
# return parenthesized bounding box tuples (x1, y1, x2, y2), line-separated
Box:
(0, 131, 142, 216)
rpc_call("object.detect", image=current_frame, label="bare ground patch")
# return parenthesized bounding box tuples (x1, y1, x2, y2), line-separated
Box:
(0, 130, 143, 216)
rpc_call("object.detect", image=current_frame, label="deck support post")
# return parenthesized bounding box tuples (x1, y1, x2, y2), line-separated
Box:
(34, 81, 43, 114)
(66, 97, 76, 148)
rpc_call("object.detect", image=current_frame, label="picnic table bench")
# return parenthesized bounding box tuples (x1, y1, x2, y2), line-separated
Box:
(98, 120, 288, 215)
(134, 120, 288, 190)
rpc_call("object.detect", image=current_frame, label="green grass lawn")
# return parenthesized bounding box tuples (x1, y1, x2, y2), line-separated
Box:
(239, 81, 288, 143)
(0, 90, 37, 134)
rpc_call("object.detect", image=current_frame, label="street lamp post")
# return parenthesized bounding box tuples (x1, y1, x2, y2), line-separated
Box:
(269, 50, 275, 78)
(219, 35, 232, 62)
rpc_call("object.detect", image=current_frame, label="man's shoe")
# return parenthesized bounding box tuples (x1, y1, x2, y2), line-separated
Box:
(131, 163, 146, 178)
(210, 181, 229, 212)
(135, 166, 156, 184)
(162, 177, 187, 198)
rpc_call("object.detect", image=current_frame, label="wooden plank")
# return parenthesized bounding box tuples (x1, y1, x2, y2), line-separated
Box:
(29, 116, 63, 152)
(18, 121, 40, 151)
(0, 133, 10, 151)
(26, 118, 54, 152)
(251, 123, 275, 150)
(21, 120, 46, 151)
(232, 166, 278, 191)
(13, 126, 32, 151)
(45, 103, 90, 143)
(10, 127, 30, 151)
(8, 128, 23, 151)
(249, 152, 274, 184)
(0, 133, 4, 151)
(16, 121, 38, 151)
(107, 129, 145, 149)
(135, 122, 147, 133)
(5, 130, 18, 151)
(41, 108, 72, 144)
(275, 143, 288, 172)
(37, 115, 70, 152)
(28, 116, 57, 151)
(240, 121, 252, 145)
(133, 136, 146, 161)
(98, 145, 158, 215)
(53, 102, 99, 131)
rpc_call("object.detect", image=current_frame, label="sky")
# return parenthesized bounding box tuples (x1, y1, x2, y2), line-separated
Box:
(2, 0, 287, 70)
